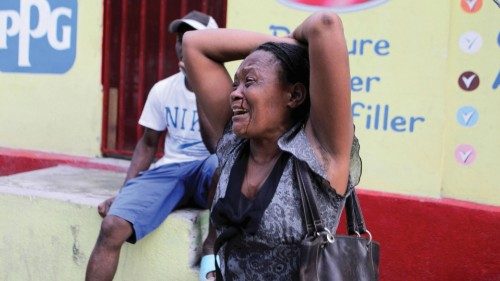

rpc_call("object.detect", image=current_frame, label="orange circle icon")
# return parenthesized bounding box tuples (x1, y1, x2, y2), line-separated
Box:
(461, 0, 483, 13)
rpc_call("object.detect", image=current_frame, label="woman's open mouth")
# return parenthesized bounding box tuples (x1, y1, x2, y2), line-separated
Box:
(232, 108, 248, 116)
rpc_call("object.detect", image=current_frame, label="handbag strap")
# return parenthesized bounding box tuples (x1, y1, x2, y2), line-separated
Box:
(345, 190, 367, 235)
(297, 167, 315, 234)
(294, 158, 368, 236)
(294, 158, 325, 234)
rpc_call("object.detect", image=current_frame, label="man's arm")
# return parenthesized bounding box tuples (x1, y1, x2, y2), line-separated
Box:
(124, 127, 163, 183)
(98, 127, 163, 217)
(196, 97, 218, 154)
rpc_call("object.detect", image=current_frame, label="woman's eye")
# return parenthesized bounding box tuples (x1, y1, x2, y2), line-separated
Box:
(232, 82, 238, 90)
(244, 78, 255, 86)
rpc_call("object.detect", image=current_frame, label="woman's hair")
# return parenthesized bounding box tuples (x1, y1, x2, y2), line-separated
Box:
(255, 42, 310, 124)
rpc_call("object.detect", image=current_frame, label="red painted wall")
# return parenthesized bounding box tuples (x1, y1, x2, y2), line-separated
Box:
(337, 191, 500, 281)
(1, 148, 499, 280)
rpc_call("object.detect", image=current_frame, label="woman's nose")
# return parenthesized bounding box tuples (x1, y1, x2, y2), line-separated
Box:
(230, 86, 243, 102)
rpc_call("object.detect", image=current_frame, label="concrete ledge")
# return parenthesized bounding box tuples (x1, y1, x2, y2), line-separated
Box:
(0, 165, 208, 281)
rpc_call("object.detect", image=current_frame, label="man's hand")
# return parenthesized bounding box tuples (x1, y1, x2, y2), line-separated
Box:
(97, 196, 116, 218)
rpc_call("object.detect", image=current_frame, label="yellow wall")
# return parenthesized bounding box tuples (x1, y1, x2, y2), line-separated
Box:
(226, 0, 499, 205)
(0, 0, 498, 205)
(0, 0, 103, 157)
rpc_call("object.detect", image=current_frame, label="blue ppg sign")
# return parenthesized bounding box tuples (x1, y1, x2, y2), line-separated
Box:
(0, 0, 77, 74)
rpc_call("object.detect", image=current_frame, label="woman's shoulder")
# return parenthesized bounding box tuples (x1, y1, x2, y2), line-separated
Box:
(279, 123, 362, 196)
(279, 123, 327, 179)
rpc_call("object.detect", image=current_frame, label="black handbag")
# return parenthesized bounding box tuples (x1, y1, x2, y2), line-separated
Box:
(295, 158, 380, 281)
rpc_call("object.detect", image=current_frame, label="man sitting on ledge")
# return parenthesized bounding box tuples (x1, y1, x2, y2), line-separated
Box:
(85, 11, 219, 281)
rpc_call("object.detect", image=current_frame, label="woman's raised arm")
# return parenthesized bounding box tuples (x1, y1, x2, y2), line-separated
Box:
(183, 29, 289, 151)
(294, 12, 353, 195)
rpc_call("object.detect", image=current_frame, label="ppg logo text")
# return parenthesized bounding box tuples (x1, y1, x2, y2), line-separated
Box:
(0, 0, 77, 74)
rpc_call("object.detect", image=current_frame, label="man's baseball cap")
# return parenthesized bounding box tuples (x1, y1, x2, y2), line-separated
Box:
(168, 10, 218, 33)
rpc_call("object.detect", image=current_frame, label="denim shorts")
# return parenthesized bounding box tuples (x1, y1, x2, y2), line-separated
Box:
(108, 154, 217, 243)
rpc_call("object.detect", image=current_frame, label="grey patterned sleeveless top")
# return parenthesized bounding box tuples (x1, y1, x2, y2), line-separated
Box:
(213, 124, 362, 281)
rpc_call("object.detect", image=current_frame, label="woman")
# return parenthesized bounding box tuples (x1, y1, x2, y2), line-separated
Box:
(183, 11, 361, 280)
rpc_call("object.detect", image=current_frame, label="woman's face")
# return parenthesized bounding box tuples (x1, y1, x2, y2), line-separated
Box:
(230, 50, 291, 139)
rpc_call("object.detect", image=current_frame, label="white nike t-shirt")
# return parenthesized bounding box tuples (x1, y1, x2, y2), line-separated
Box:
(139, 72, 210, 167)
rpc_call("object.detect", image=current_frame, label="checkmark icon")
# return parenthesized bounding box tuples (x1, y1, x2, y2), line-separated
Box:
(455, 144, 476, 166)
(456, 106, 479, 127)
(459, 31, 483, 54)
(461, 74, 476, 88)
(459, 150, 472, 162)
(458, 71, 480, 91)
(465, 0, 478, 10)
(461, 0, 483, 13)
(466, 37, 477, 49)
(461, 111, 474, 125)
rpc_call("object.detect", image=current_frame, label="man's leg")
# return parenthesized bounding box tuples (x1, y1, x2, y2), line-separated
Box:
(85, 215, 133, 281)
(189, 154, 218, 208)
(86, 164, 187, 280)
